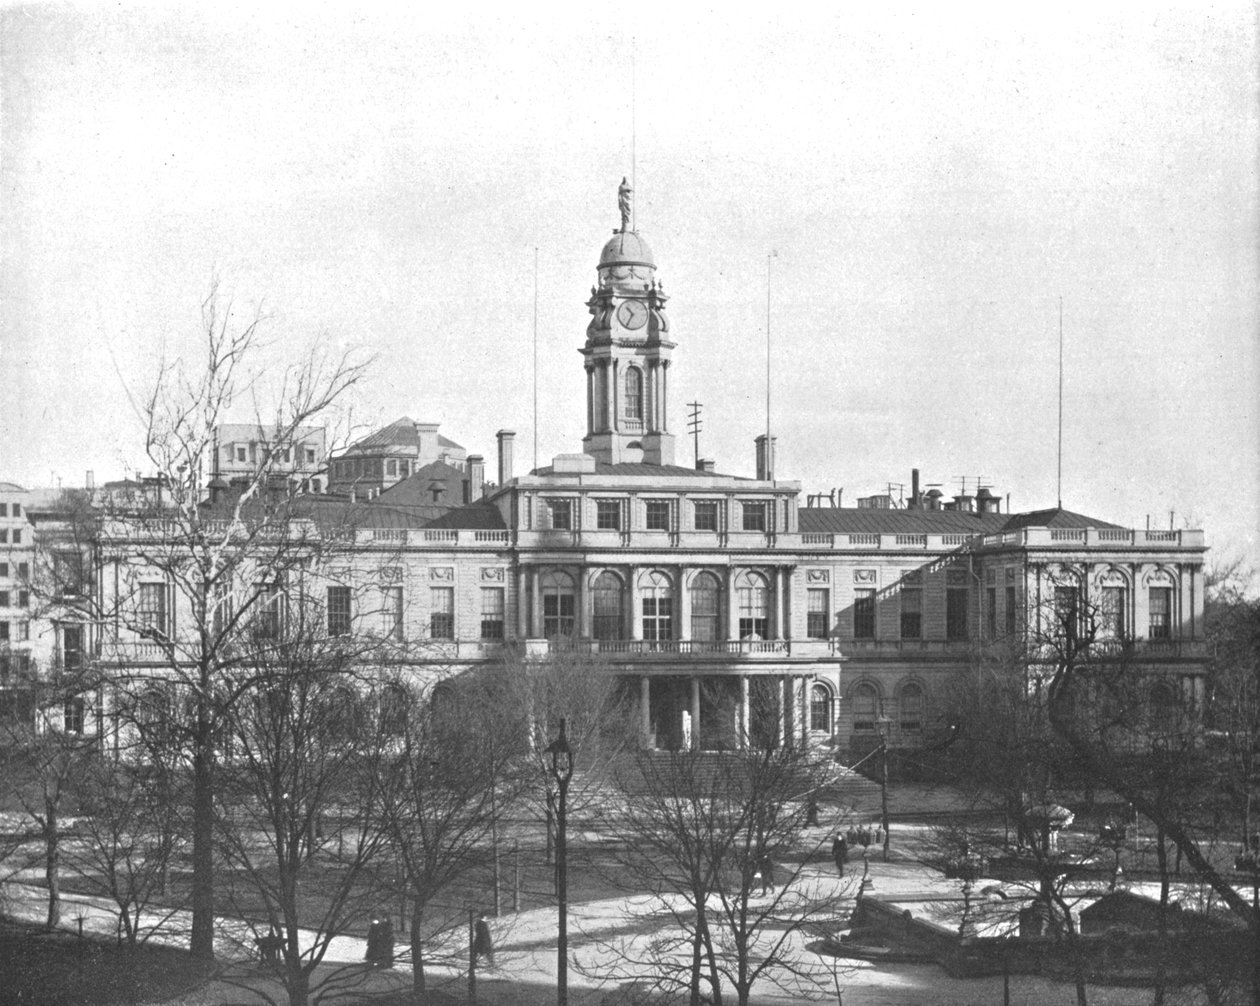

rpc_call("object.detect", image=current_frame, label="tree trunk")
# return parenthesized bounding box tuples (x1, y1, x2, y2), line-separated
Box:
(44, 805, 60, 930)
(189, 690, 216, 960)
(1154, 825, 1169, 1005)
(285, 963, 310, 1006)
(410, 903, 426, 1001)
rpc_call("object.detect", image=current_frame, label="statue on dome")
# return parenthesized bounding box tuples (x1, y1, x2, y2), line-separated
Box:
(618, 177, 633, 232)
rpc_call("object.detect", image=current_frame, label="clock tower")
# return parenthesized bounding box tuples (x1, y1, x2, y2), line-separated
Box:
(581, 180, 676, 466)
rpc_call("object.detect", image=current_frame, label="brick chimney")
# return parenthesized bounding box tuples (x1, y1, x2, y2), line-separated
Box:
(467, 455, 485, 502)
(496, 430, 515, 487)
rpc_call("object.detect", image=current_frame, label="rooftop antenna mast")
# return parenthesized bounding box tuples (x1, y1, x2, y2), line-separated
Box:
(687, 401, 703, 467)
(533, 246, 539, 471)
(1057, 296, 1064, 510)
(766, 250, 778, 479)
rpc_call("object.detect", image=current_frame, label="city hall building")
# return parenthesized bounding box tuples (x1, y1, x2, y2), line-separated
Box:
(14, 184, 1208, 756)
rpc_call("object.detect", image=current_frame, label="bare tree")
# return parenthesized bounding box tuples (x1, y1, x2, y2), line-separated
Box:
(0, 655, 97, 929)
(599, 708, 847, 1006)
(212, 596, 390, 1006)
(378, 671, 527, 1002)
(94, 282, 371, 960)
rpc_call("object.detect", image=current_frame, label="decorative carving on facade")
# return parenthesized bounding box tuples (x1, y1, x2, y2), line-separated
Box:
(806, 569, 830, 584)
(985, 568, 996, 584)
(945, 567, 969, 586)
(480, 567, 506, 582)
(1005, 567, 1017, 581)
(1096, 566, 1129, 588)
(430, 567, 454, 582)
(380, 566, 403, 583)
(853, 569, 877, 584)
(1144, 566, 1176, 586)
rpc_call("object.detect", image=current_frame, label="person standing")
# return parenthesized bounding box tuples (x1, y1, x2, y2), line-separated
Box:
(473, 912, 495, 967)
(832, 834, 848, 876)
(756, 852, 775, 896)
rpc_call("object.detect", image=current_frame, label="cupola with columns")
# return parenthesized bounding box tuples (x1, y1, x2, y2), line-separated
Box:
(581, 179, 676, 465)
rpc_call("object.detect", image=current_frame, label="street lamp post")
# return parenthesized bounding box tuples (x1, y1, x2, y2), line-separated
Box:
(875, 715, 891, 862)
(546, 718, 575, 1006)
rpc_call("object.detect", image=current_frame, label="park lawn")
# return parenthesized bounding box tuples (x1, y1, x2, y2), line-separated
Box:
(0, 919, 216, 1005)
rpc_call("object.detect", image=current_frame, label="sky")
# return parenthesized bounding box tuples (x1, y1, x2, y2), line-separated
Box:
(3, 4, 1257, 573)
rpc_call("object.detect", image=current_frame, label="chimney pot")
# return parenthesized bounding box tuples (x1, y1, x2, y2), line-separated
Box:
(467, 455, 485, 501)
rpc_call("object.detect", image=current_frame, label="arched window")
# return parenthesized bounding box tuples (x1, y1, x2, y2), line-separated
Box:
(642, 571, 674, 644)
(541, 570, 575, 639)
(327, 685, 366, 745)
(900, 683, 924, 733)
(689, 572, 722, 642)
(1149, 680, 1178, 733)
(592, 572, 624, 641)
(380, 682, 411, 738)
(737, 572, 769, 640)
(810, 684, 832, 732)
(624, 367, 644, 423)
(851, 683, 878, 734)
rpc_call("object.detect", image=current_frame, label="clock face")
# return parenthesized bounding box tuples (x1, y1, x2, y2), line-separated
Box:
(617, 299, 648, 331)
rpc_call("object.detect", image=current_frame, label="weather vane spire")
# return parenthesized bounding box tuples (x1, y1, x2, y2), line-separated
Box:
(618, 176, 633, 233)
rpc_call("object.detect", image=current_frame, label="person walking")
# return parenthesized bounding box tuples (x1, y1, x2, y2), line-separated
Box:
(472, 912, 495, 967)
(756, 852, 775, 896)
(832, 834, 848, 876)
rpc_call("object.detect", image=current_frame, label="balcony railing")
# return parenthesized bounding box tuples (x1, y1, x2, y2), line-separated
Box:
(977, 527, 1204, 550)
(357, 528, 511, 547)
(548, 638, 839, 660)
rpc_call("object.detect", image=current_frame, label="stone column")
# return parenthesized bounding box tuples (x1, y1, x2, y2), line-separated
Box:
(646, 359, 657, 432)
(778, 676, 788, 748)
(612, 359, 620, 432)
(739, 675, 750, 749)
(628, 565, 641, 640)
(577, 568, 590, 639)
(690, 676, 702, 752)
(641, 676, 652, 747)
(516, 568, 530, 638)
(774, 567, 786, 640)
(661, 360, 669, 431)
(530, 567, 541, 638)
(677, 567, 691, 641)
(585, 365, 594, 436)
(727, 567, 740, 642)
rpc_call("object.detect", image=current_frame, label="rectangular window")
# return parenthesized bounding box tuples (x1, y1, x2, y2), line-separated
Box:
(305, 447, 316, 464)
(1054, 586, 1080, 640)
(0, 622, 7, 641)
(0, 592, 8, 608)
(138, 583, 168, 637)
(387, 459, 398, 477)
(642, 596, 673, 641)
(741, 502, 766, 532)
(18, 562, 28, 579)
(547, 499, 573, 530)
(690, 583, 719, 641)
(11, 504, 18, 517)
(543, 592, 575, 638)
(11, 530, 19, 544)
(0, 531, 7, 543)
(986, 587, 997, 638)
(381, 585, 404, 641)
(327, 586, 352, 636)
(64, 697, 85, 734)
(807, 588, 830, 639)
(693, 501, 718, 531)
(596, 501, 621, 530)
(62, 624, 82, 672)
(236, 446, 247, 462)
(430, 586, 454, 639)
(900, 588, 922, 639)
(0, 504, 5, 516)
(1100, 586, 1127, 638)
(737, 586, 769, 640)
(946, 588, 969, 641)
(1149, 587, 1172, 639)
(853, 589, 876, 639)
(645, 500, 670, 531)
(0, 563, 7, 577)
(1005, 586, 1018, 635)
(18, 591, 27, 608)
(480, 587, 505, 640)
(19, 621, 30, 641)
(254, 582, 285, 638)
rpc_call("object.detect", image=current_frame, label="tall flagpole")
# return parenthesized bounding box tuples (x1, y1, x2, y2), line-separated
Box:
(631, 41, 636, 233)
(766, 251, 776, 480)
(1057, 296, 1063, 510)
(533, 247, 539, 472)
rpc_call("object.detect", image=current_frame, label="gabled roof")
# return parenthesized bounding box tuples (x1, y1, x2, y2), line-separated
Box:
(0, 482, 28, 492)
(342, 417, 423, 454)
(530, 461, 748, 480)
(1000, 507, 1125, 531)
(798, 505, 1126, 536)
(376, 461, 468, 506)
